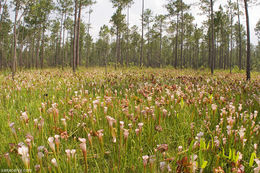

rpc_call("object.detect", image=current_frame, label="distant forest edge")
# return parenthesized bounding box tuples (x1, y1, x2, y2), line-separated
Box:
(0, 0, 260, 80)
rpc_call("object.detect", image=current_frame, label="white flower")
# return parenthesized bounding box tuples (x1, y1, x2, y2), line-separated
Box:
(65, 149, 71, 160)
(18, 145, 29, 156)
(71, 149, 76, 158)
(142, 155, 149, 167)
(38, 152, 44, 160)
(51, 158, 58, 167)
(160, 161, 166, 171)
(18, 145, 30, 168)
(211, 104, 217, 111)
(48, 137, 55, 152)
(254, 159, 260, 173)
(138, 122, 144, 129)
(120, 121, 124, 129)
(79, 138, 86, 152)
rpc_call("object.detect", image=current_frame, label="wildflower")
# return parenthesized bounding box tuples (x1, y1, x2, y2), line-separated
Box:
(254, 159, 260, 173)
(214, 136, 220, 148)
(156, 144, 168, 153)
(178, 146, 183, 152)
(71, 149, 76, 159)
(9, 122, 16, 134)
(48, 137, 55, 152)
(61, 118, 67, 127)
(123, 129, 129, 140)
(238, 104, 242, 112)
(138, 122, 144, 130)
(97, 129, 104, 141)
(211, 104, 217, 111)
(142, 155, 149, 168)
(135, 129, 140, 136)
(35, 164, 41, 172)
(254, 111, 258, 119)
(227, 125, 232, 135)
(78, 138, 87, 153)
(65, 149, 71, 161)
(54, 135, 60, 152)
(162, 109, 168, 117)
(106, 116, 116, 127)
(88, 133, 92, 146)
(254, 144, 257, 151)
(18, 145, 30, 168)
(34, 119, 38, 127)
(25, 138, 32, 148)
(222, 138, 227, 145)
(37, 152, 44, 160)
(120, 121, 124, 129)
(196, 132, 204, 141)
(51, 158, 58, 167)
(104, 107, 108, 114)
(20, 112, 29, 123)
(4, 153, 11, 167)
(214, 166, 224, 173)
(238, 126, 246, 140)
(38, 146, 45, 152)
(160, 161, 167, 171)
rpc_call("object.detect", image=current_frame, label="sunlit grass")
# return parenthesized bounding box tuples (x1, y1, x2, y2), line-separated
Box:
(0, 67, 259, 172)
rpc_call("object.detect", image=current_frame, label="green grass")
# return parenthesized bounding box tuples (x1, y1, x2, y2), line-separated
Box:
(0, 68, 259, 172)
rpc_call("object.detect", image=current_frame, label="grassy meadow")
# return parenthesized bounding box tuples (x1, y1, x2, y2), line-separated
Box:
(0, 68, 259, 172)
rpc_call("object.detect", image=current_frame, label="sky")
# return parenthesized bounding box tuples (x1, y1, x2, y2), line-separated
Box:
(85, 0, 260, 45)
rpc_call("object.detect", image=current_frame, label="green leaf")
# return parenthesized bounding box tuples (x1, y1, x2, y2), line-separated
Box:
(201, 161, 208, 169)
(229, 149, 232, 160)
(188, 140, 195, 155)
(207, 141, 210, 150)
(249, 152, 256, 167)
(180, 98, 184, 109)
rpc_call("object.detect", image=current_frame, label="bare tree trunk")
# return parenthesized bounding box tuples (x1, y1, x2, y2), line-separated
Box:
(60, 13, 64, 69)
(0, 0, 7, 70)
(35, 29, 41, 69)
(175, 13, 179, 68)
(86, 7, 92, 68)
(237, 0, 242, 70)
(230, 11, 233, 74)
(73, 0, 78, 72)
(115, 27, 119, 69)
(159, 21, 162, 68)
(210, 0, 215, 74)
(126, 6, 129, 67)
(180, 1, 184, 69)
(244, 0, 250, 80)
(40, 27, 45, 69)
(12, 1, 19, 79)
(76, 0, 82, 68)
(140, 0, 144, 67)
(62, 12, 66, 70)
(147, 20, 151, 67)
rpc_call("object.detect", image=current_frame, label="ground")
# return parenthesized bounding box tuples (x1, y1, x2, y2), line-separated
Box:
(0, 68, 259, 172)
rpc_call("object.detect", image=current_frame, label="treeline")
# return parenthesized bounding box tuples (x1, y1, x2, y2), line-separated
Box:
(0, 0, 260, 76)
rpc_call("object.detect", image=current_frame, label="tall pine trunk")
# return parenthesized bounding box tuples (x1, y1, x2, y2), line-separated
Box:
(140, 0, 144, 67)
(237, 0, 242, 70)
(210, 0, 214, 74)
(73, 0, 78, 72)
(76, 0, 82, 68)
(180, 1, 184, 69)
(175, 13, 179, 68)
(244, 0, 250, 80)
(12, 0, 19, 79)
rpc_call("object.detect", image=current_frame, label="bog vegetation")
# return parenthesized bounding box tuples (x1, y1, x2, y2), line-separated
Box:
(0, 68, 259, 172)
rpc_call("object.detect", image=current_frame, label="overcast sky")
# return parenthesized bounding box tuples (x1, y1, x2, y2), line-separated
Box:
(85, 0, 260, 45)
